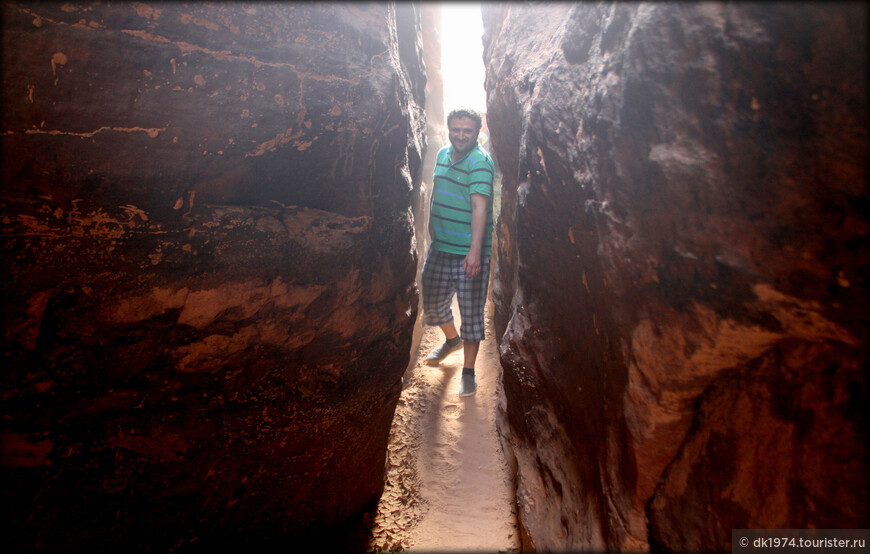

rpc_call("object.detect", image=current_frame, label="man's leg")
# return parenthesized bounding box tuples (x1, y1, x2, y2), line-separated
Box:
(426, 322, 461, 366)
(458, 340, 481, 397)
(463, 340, 480, 370)
(422, 248, 463, 364)
(440, 321, 459, 341)
(423, 321, 461, 365)
(456, 255, 491, 396)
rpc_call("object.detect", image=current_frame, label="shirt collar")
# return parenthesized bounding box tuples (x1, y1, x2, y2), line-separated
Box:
(448, 144, 477, 166)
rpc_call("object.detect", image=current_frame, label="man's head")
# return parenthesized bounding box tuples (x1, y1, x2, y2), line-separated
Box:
(447, 108, 483, 157)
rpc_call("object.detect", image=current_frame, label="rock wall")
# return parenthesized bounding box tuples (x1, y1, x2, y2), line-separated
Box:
(406, 2, 445, 370)
(483, 3, 868, 551)
(1, 2, 425, 551)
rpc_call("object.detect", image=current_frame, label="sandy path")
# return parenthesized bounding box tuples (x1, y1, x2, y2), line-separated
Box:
(364, 302, 521, 552)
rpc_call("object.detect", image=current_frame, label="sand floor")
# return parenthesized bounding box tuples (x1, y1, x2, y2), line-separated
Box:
(361, 302, 521, 552)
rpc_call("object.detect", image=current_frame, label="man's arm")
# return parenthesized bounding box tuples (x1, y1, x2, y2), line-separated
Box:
(463, 193, 488, 279)
(428, 186, 435, 241)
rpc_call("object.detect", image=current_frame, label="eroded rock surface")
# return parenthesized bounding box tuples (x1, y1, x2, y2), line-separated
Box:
(1, 2, 425, 551)
(406, 2, 445, 368)
(483, 3, 867, 551)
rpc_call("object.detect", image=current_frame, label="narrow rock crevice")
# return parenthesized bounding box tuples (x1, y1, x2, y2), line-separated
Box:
(2, 2, 867, 552)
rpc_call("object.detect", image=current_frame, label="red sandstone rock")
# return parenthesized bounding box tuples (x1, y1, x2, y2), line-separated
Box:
(1, 2, 425, 551)
(483, 3, 868, 551)
(407, 3, 445, 367)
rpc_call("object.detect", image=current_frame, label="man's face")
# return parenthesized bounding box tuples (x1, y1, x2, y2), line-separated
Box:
(448, 116, 480, 156)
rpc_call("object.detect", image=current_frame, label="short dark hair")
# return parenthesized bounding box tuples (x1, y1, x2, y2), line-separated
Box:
(447, 107, 483, 132)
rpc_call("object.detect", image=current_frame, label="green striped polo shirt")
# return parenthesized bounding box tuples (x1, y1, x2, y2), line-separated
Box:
(431, 143, 495, 256)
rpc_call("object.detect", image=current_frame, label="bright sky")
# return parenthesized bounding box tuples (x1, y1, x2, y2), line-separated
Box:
(440, 3, 487, 114)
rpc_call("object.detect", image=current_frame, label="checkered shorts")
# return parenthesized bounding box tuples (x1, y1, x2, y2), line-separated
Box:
(421, 246, 491, 342)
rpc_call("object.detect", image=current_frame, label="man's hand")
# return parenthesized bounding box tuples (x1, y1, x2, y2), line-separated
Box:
(463, 250, 481, 279)
(464, 192, 488, 279)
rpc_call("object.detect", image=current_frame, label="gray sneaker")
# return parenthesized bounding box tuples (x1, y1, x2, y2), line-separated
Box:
(459, 368, 477, 396)
(425, 336, 462, 365)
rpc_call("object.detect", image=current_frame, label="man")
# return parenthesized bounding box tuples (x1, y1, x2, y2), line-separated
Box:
(421, 107, 495, 397)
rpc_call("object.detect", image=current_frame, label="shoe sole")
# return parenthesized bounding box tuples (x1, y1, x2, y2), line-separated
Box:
(425, 355, 455, 366)
(424, 346, 462, 366)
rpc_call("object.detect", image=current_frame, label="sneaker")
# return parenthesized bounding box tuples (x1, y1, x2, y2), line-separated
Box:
(425, 336, 462, 365)
(459, 368, 477, 397)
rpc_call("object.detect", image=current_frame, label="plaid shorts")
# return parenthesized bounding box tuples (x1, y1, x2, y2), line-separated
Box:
(421, 246, 491, 342)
